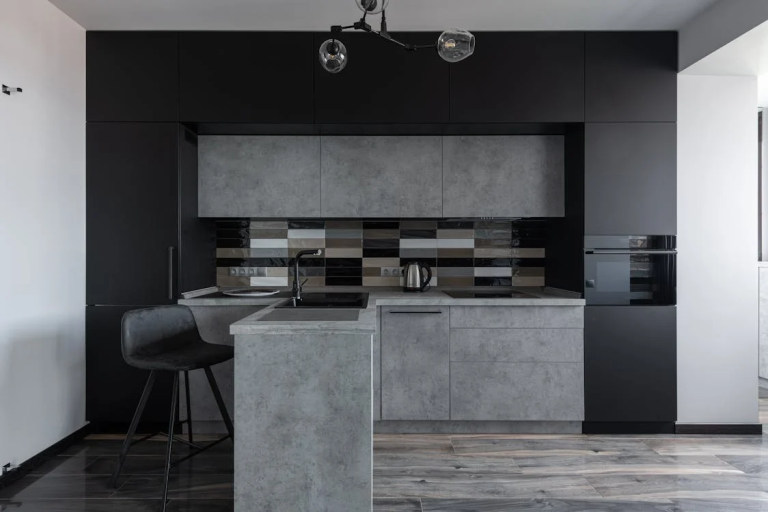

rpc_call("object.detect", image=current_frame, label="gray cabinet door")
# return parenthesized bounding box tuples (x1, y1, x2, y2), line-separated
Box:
(198, 136, 321, 218)
(381, 306, 450, 420)
(450, 362, 585, 421)
(443, 136, 565, 218)
(320, 137, 443, 218)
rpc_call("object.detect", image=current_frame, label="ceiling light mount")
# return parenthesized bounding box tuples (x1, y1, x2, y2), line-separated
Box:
(319, 1, 475, 73)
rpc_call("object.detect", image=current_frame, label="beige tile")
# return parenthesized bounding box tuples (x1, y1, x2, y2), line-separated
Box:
(475, 248, 513, 258)
(216, 276, 250, 287)
(363, 277, 401, 287)
(266, 267, 289, 277)
(437, 248, 474, 258)
(513, 248, 546, 258)
(326, 238, 362, 248)
(288, 238, 326, 249)
(363, 267, 381, 277)
(250, 221, 287, 230)
(325, 248, 363, 259)
(512, 276, 546, 287)
(217, 267, 234, 276)
(326, 220, 362, 229)
(250, 229, 287, 239)
(364, 229, 400, 239)
(437, 229, 474, 239)
(438, 277, 474, 287)
(400, 221, 437, 230)
(303, 277, 326, 287)
(364, 258, 401, 267)
(217, 248, 250, 258)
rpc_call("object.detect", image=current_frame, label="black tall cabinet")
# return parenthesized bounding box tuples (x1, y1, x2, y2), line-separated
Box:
(86, 32, 214, 427)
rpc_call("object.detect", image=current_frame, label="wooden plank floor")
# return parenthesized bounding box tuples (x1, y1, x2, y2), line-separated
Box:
(3, 407, 768, 511)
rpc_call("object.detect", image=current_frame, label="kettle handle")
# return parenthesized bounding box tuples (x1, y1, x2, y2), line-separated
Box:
(420, 263, 432, 291)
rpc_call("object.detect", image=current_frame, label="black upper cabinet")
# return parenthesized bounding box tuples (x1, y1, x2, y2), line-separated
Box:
(87, 32, 178, 122)
(87, 123, 180, 305)
(585, 123, 676, 235)
(179, 32, 314, 123)
(314, 33, 449, 124)
(585, 32, 677, 122)
(449, 32, 585, 123)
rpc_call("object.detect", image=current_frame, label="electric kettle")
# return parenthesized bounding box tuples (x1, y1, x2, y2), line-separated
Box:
(403, 262, 432, 292)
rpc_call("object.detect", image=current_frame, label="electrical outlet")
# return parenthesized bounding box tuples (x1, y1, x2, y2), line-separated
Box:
(380, 267, 402, 277)
(237, 267, 248, 276)
(229, 267, 238, 276)
(247, 268, 256, 276)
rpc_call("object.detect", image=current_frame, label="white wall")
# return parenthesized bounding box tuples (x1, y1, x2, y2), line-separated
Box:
(0, 0, 86, 465)
(677, 75, 758, 424)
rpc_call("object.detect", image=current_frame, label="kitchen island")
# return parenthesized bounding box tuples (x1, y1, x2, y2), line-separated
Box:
(180, 287, 584, 511)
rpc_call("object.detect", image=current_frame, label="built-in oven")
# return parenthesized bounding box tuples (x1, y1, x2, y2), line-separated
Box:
(584, 236, 676, 306)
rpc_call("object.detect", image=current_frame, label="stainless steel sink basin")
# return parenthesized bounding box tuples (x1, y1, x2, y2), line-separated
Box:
(274, 292, 369, 309)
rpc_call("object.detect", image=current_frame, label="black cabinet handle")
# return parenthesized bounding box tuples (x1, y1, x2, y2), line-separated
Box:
(168, 246, 175, 300)
(389, 311, 442, 314)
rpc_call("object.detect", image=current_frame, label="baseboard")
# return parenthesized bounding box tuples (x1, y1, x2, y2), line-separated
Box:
(582, 422, 675, 434)
(675, 423, 763, 435)
(374, 421, 582, 434)
(0, 423, 91, 490)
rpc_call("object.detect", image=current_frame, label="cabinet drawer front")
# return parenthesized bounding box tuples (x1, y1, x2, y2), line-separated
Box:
(450, 362, 584, 421)
(450, 307, 583, 329)
(381, 306, 450, 420)
(451, 329, 583, 362)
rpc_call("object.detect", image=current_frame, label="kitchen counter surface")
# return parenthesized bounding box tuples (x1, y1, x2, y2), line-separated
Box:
(223, 287, 584, 335)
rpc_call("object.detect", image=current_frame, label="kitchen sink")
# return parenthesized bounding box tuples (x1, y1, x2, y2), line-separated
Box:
(274, 292, 369, 309)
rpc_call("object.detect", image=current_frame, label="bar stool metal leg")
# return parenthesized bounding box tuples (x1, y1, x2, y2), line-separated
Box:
(204, 366, 234, 440)
(162, 372, 180, 512)
(110, 370, 157, 488)
(183, 370, 193, 446)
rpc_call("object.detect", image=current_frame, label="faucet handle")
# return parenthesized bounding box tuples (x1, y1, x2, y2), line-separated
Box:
(301, 278, 308, 286)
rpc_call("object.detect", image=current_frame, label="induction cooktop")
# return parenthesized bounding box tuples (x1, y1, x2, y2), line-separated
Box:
(443, 291, 539, 299)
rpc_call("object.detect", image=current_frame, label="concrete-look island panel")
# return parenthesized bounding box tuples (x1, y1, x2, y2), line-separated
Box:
(207, 287, 584, 511)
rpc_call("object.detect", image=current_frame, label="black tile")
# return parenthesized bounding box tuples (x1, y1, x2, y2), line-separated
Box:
(325, 277, 363, 286)
(363, 221, 400, 230)
(474, 220, 513, 230)
(85, 455, 234, 476)
(0, 500, 168, 511)
(288, 257, 325, 267)
(437, 258, 474, 267)
(215, 228, 249, 239)
(437, 220, 474, 229)
(512, 238, 548, 248)
(326, 258, 363, 268)
(214, 220, 249, 229)
(216, 239, 250, 249)
(400, 229, 437, 239)
(514, 258, 547, 267)
(475, 258, 513, 267)
(288, 220, 325, 229)
(112, 473, 233, 500)
(249, 258, 291, 267)
(363, 239, 399, 249)
(363, 249, 400, 258)
(215, 258, 248, 267)
(475, 277, 513, 286)
(27, 456, 101, 476)
(0, 475, 118, 500)
(400, 258, 437, 268)
(326, 267, 362, 277)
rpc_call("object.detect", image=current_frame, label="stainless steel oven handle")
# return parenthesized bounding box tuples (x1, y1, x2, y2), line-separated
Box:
(585, 250, 677, 255)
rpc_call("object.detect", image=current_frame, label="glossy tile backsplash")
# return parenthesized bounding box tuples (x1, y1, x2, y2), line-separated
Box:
(216, 219, 547, 288)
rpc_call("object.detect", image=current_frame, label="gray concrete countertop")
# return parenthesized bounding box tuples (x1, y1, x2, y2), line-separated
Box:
(221, 286, 584, 336)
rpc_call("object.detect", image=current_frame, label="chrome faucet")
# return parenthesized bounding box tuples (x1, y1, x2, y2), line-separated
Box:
(292, 249, 322, 301)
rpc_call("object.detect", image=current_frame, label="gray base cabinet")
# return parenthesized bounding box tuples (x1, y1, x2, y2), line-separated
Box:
(381, 306, 450, 420)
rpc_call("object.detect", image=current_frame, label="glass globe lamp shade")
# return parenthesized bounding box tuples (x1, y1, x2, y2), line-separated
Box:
(318, 39, 348, 74)
(355, 0, 389, 15)
(437, 28, 475, 63)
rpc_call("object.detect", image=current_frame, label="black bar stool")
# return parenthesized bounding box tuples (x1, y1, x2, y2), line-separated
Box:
(109, 305, 234, 510)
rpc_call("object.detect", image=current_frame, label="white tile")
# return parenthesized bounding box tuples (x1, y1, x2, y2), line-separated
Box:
(288, 229, 325, 239)
(474, 267, 513, 277)
(250, 239, 288, 249)
(400, 239, 438, 249)
(249, 277, 288, 287)
(437, 238, 475, 249)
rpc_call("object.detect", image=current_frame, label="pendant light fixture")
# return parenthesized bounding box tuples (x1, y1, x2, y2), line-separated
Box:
(320, 0, 475, 72)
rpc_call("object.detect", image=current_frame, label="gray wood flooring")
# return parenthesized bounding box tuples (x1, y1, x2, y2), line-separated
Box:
(4, 409, 768, 511)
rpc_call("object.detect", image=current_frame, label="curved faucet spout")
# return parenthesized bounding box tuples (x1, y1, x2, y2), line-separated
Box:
(292, 249, 323, 301)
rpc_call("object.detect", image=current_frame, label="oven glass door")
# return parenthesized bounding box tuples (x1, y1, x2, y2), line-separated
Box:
(584, 251, 676, 305)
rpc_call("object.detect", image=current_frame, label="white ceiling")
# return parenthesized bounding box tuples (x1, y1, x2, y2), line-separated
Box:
(49, 0, 719, 32)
